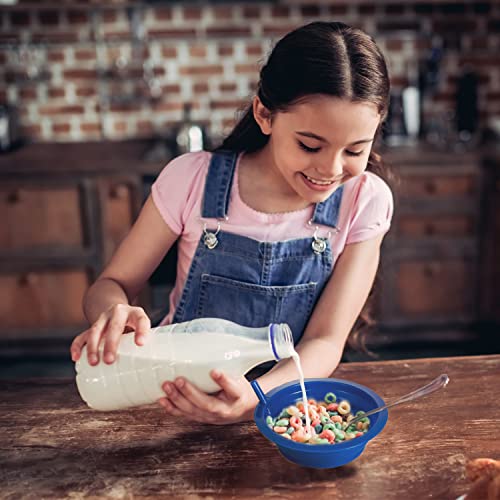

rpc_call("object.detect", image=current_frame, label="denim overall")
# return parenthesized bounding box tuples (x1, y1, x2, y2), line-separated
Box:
(172, 150, 344, 344)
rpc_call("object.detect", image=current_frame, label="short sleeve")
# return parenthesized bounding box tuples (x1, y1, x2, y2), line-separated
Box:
(151, 151, 210, 235)
(346, 172, 394, 244)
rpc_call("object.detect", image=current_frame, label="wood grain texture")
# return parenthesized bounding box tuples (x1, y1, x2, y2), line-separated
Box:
(0, 355, 499, 499)
(0, 186, 82, 249)
(0, 269, 89, 328)
(0, 140, 165, 177)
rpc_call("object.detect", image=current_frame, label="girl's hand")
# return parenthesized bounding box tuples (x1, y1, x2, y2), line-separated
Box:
(70, 304, 151, 365)
(158, 370, 258, 425)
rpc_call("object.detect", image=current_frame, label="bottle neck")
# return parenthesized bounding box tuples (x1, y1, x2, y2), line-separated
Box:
(269, 323, 295, 361)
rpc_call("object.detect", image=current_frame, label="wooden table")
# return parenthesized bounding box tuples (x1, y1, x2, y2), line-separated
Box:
(1, 355, 499, 500)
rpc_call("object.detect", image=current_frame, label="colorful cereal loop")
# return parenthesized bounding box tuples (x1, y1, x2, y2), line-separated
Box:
(337, 400, 351, 415)
(324, 392, 337, 403)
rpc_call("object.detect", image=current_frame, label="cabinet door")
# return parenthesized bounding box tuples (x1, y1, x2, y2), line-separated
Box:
(401, 173, 476, 198)
(479, 163, 500, 322)
(378, 248, 477, 328)
(377, 162, 480, 331)
(396, 259, 475, 317)
(98, 177, 141, 266)
(0, 185, 83, 251)
(0, 269, 89, 329)
(397, 214, 474, 238)
(486, 184, 500, 320)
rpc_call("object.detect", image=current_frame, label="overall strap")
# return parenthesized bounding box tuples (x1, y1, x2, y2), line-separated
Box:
(310, 185, 344, 229)
(201, 150, 238, 219)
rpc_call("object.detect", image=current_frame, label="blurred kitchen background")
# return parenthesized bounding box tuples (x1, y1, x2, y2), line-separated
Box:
(0, 0, 499, 378)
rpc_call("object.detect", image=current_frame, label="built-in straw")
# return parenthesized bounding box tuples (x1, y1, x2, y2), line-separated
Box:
(250, 380, 270, 416)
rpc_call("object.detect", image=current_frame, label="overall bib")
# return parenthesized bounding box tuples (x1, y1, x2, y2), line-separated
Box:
(172, 151, 344, 344)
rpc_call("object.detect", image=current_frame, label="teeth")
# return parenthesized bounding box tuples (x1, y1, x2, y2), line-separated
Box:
(304, 174, 334, 186)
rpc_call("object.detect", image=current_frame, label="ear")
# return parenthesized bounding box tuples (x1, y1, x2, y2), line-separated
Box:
(252, 95, 272, 135)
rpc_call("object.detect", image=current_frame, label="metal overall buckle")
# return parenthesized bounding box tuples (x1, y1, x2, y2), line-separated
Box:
(202, 216, 228, 250)
(308, 219, 337, 255)
(203, 222, 220, 249)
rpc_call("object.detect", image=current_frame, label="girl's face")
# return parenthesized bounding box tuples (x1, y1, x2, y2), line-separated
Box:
(255, 94, 381, 204)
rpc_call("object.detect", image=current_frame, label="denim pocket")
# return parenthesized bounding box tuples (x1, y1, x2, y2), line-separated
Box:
(197, 273, 317, 341)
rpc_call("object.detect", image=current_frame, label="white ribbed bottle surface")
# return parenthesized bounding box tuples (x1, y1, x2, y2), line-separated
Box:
(75, 319, 295, 411)
(75, 326, 176, 411)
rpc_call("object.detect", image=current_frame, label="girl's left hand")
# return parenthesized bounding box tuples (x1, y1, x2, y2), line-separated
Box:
(158, 370, 258, 425)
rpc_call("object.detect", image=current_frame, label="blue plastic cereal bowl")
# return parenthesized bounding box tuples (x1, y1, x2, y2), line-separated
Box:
(253, 378, 388, 469)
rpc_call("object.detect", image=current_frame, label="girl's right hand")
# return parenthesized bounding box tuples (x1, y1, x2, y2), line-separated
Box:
(70, 304, 151, 366)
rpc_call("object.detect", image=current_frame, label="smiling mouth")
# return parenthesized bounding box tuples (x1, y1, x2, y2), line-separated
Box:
(302, 173, 337, 186)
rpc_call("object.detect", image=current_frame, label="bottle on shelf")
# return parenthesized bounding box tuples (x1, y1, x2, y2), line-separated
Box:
(402, 60, 421, 143)
(175, 103, 205, 154)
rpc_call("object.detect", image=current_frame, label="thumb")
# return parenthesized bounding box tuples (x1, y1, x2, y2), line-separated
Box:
(211, 369, 241, 400)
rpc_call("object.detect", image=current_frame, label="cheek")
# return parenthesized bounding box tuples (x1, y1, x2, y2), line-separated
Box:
(347, 158, 369, 177)
(275, 144, 308, 174)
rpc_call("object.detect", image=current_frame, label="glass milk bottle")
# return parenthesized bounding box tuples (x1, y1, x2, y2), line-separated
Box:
(75, 318, 295, 411)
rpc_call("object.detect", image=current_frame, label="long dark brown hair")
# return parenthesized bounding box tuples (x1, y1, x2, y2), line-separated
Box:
(214, 21, 394, 352)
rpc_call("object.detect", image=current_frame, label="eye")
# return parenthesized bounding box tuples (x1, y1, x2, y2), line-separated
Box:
(345, 150, 364, 157)
(298, 141, 321, 153)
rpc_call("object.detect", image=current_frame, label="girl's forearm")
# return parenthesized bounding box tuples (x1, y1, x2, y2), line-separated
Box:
(257, 337, 344, 395)
(83, 278, 130, 324)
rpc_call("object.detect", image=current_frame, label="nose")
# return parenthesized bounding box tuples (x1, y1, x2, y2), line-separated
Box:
(316, 153, 344, 179)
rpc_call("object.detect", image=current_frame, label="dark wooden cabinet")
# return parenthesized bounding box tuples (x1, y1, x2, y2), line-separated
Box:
(0, 269, 90, 330)
(0, 185, 84, 250)
(98, 177, 139, 266)
(480, 152, 500, 325)
(375, 148, 482, 345)
(0, 141, 163, 347)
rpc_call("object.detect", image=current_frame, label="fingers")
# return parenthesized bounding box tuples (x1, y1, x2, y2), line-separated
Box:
(70, 314, 108, 365)
(210, 369, 242, 400)
(161, 379, 226, 423)
(161, 380, 205, 418)
(70, 304, 152, 366)
(84, 314, 110, 365)
(158, 398, 184, 418)
(169, 376, 219, 411)
(70, 331, 89, 362)
(101, 305, 130, 364)
(161, 376, 246, 424)
(158, 375, 255, 425)
(126, 307, 151, 346)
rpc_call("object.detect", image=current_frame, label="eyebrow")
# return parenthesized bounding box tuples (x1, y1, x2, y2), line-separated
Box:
(295, 131, 374, 146)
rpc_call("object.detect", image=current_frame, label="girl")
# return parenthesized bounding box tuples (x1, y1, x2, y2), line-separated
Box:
(70, 21, 393, 425)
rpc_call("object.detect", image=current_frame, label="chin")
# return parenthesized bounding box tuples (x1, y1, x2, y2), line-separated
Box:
(302, 185, 341, 204)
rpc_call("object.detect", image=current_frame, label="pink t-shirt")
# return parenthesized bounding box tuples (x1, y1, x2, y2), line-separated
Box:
(152, 151, 393, 325)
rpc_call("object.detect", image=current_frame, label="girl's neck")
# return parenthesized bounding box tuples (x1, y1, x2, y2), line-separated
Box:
(238, 146, 311, 214)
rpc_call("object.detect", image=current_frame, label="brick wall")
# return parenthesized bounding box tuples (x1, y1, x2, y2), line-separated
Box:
(0, 1, 498, 143)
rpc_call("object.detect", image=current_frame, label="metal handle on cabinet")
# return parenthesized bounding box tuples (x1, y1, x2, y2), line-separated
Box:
(423, 263, 440, 278)
(424, 180, 437, 194)
(7, 190, 21, 204)
(424, 223, 436, 236)
(18, 273, 36, 286)
(109, 184, 128, 200)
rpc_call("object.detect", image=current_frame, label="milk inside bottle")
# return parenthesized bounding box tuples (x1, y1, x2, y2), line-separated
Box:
(75, 318, 296, 411)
